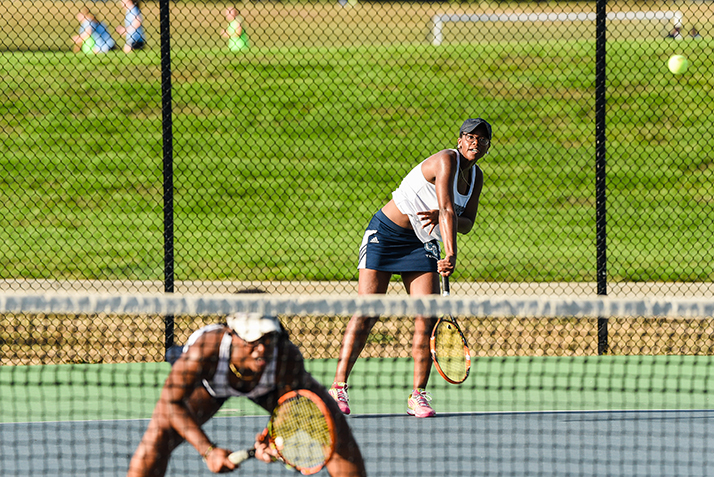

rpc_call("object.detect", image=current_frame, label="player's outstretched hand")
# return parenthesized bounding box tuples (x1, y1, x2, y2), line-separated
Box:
(204, 446, 237, 473)
(417, 209, 439, 234)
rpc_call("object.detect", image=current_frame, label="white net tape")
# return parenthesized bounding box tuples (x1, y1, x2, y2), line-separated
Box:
(2, 292, 714, 319)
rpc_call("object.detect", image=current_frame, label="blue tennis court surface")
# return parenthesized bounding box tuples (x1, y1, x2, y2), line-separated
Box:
(3, 356, 714, 476)
(2, 410, 714, 476)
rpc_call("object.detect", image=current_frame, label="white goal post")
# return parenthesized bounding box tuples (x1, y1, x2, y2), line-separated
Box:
(431, 11, 684, 45)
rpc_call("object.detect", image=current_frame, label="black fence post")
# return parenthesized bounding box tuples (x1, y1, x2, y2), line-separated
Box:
(160, 0, 174, 360)
(595, 0, 608, 355)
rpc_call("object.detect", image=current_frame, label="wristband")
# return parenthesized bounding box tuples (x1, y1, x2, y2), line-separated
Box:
(202, 444, 216, 462)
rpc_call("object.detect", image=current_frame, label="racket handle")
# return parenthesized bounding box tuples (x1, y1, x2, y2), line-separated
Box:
(228, 448, 255, 465)
(441, 275, 450, 296)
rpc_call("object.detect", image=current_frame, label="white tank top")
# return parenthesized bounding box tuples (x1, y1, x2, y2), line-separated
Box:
(183, 324, 278, 399)
(392, 150, 475, 243)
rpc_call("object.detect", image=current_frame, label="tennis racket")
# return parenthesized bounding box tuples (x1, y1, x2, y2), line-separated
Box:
(228, 389, 336, 475)
(430, 275, 471, 384)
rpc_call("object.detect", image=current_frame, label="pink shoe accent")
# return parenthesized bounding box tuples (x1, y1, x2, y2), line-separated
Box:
(329, 382, 351, 415)
(407, 389, 435, 418)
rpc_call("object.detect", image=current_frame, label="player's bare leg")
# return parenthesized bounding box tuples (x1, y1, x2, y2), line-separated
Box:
(333, 268, 391, 383)
(402, 271, 439, 389)
(401, 271, 439, 417)
(411, 315, 438, 388)
(333, 314, 379, 383)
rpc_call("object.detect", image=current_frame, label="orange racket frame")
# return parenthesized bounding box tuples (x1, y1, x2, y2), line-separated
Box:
(430, 275, 471, 384)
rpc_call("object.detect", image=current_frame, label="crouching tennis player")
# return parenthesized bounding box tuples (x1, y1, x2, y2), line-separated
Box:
(127, 312, 366, 476)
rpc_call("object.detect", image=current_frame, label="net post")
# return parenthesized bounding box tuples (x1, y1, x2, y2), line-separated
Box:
(160, 0, 175, 359)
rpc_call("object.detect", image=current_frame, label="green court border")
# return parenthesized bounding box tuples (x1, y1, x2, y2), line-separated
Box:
(2, 356, 713, 423)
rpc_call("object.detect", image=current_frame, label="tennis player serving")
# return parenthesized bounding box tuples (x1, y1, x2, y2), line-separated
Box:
(329, 118, 491, 418)
(127, 312, 366, 476)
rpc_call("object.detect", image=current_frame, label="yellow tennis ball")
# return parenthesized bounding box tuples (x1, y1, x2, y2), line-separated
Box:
(274, 436, 284, 450)
(668, 55, 689, 75)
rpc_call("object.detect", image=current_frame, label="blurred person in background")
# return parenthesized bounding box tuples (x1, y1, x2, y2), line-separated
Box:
(116, 0, 146, 53)
(72, 8, 116, 54)
(666, 26, 683, 39)
(221, 7, 250, 51)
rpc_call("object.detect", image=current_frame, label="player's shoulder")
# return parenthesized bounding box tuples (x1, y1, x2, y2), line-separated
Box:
(275, 338, 307, 378)
(280, 337, 305, 363)
(421, 148, 458, 177)
(421, 148, 456, 165)
(428, 148, 457, 160)
(199, 322, 230, 336)
(185, 324, 229, 356)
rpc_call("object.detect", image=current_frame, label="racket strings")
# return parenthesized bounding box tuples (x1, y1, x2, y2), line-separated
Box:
(434, 320, 468, 380)
(271, 396, 332, 469)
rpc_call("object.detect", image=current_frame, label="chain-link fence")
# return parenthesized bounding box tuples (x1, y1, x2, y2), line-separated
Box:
(2, 0, 713, 297)
(3, 7, 714, 475)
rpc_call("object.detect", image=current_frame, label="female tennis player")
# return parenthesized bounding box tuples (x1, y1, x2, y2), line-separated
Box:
(127, 312, 366, 476)
(329, 118, 491, 418)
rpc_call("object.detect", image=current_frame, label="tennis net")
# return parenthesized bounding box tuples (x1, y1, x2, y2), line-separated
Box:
(2, 291, 714, 476)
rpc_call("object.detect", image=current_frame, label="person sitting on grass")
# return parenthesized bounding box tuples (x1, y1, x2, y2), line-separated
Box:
(126, 312, 366, 477)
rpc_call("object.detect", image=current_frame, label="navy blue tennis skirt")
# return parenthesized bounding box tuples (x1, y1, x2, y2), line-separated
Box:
(358, 210, 440, 273)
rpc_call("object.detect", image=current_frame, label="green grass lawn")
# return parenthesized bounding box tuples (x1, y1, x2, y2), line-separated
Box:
(2, 2, 713, 284)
